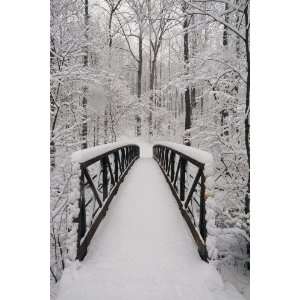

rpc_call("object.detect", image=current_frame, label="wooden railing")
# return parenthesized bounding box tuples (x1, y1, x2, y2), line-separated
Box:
(75, 144, 140, 260)
(153, 143, 210, 261)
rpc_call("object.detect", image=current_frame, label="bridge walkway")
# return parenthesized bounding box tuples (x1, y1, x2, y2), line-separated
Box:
(57, 143, 243, 300)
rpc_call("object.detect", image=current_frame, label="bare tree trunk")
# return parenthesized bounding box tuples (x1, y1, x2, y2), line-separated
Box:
(149, 58, 155, 137)
(57, 234, 65, 270)
(81, 90, 88, 149)
(223, 2, 229, 47)
(243, 2, 250, 271)
(50, 94, 59, 169)
(136, 33, 143, 136)
(191, 87, 196, 108)
(183, 2, 191, 146)
(93, 118, 96, 146)
(50, 267, 58, 283)
(104, 10, 114, 144)
(81, 0, 89, 149)
(96, 116, 100, 145)
(104, 108, 108, 144)
(50, 42, 57, 169)
(50, 138, 56, 169)
(109, 103, 117, 142)
(190, 14, 196, 108)
(148, 0, 153, 138)
(244, 3, 250, 215)
(235, 0, 241, 58)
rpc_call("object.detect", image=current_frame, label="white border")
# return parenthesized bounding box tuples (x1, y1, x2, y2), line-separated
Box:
(1, 1, 49, 299)
(1, 0, 300, 299)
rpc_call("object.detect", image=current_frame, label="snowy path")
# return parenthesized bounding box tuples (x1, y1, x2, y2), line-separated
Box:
(57, 143, 244, 300)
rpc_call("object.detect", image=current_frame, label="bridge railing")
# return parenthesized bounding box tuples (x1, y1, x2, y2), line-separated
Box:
(72, 143, 140, 260)
(153, 142, 214, 262)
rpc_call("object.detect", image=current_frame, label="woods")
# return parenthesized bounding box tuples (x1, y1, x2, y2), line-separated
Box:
(50, 0, 250, 297)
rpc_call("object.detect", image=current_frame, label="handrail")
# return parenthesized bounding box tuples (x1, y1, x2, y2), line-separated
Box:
(153, 143, 214, 261)
(74, 143, 140, 260)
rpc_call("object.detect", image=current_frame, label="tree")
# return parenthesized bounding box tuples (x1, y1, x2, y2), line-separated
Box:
(81, 0, 89, 149)
(182, 1, 191, 145)
(116, 0, 148, 136)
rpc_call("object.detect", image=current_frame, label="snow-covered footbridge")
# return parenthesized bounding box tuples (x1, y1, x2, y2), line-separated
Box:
(56, 142, 244, 300)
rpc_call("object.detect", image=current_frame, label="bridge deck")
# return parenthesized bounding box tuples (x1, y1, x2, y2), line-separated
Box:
(57, 143, 244, 300)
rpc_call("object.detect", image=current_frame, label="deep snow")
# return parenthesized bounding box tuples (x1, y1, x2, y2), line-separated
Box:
(57, 142, 244, 300)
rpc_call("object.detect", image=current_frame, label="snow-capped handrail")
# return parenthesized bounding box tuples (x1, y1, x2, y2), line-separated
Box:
(72, 143, 140, 261)
(153, 142, 215, 262)
(72, 142, 139, 166)
(153, 142, 214, 176)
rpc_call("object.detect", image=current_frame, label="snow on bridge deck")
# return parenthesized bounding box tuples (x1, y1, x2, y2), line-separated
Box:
(56, 143, 244, 300)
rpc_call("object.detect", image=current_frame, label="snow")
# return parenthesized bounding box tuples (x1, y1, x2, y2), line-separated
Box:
(71, 141, 139, 164)
(57, 143, 243, 300)
(153, 141, 215, 177)
(218, 266, 250, 300)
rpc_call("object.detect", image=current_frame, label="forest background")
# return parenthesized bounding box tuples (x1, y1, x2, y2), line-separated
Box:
(1, 1, 300, 300)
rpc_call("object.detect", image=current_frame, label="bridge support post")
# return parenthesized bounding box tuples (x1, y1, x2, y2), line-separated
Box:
(180, 158, 186, 202)
(170, 152, 175, 181)
(199, 174, 207, 242)
(101, 157, 108, 200)
(77, 168, 87, 259)
(114, 152, 119, 182)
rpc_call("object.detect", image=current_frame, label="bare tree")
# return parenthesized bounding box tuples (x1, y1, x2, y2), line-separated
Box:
(81, 0, 89, 149)
(116, 0, 148, 136)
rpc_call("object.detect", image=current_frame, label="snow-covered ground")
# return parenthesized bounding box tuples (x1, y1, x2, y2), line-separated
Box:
(56, 142, 245, 300)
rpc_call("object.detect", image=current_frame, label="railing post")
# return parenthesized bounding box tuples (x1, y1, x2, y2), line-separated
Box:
(199, 174, 207, 242)
(128, 146, 131, 164)
(165, 148, 169, 171)
(163, 147, 167, 170)
(125, 147, 128, 167)
(128, 147, 131, 164)
(130, 146, 133, 162)
(159, 147, 162, 164)
(114, 151, 119, 182)
(170, 151, 175, 181)
(121, 148, 125, 172)
(77, 167, 87, 258)
(101, 157, 108, 200)
(180, 158, 186, 202)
